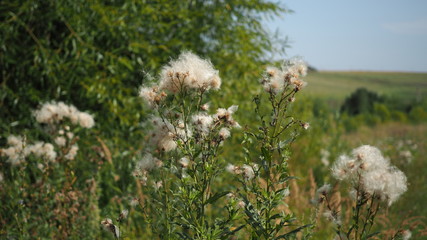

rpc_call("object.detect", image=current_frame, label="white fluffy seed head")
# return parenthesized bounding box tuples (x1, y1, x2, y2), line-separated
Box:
(159, 52, 221, 93)
(331, 155, 353, 180)
(2, 139, 57, 164)
(331, 145, 407, 205)
(219, 128, 231, 139)
(78, 112, 95, 128)
(147, 117, 179, 152)
(7, 135, 24, 146)
(200, 103, 210, 111)
(179, 157, 190, 168)
(263, 58, 308, 93)
(139, 86, 167, 107)
(54, 136, 67, 147)
(402, 230, 412, 240)
(226, 164, 237, 174)
(351, 145, 389, 171)
(34, 102, 95, 128)
(317, 183, 332, 195)
(192, 113, 214, 135)
(65, 145, 79, 160)
(242, 164, 255, 180)
(136, 153, 159, 171)
(213, 105, 240, 128)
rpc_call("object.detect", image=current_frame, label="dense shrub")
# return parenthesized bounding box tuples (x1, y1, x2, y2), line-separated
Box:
(340, 88, 383, 116)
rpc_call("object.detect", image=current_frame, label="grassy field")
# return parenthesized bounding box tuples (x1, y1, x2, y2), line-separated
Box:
(304, 71, 427, 101)
(285, 71, 427, 238)
(2, 70, 426, 239)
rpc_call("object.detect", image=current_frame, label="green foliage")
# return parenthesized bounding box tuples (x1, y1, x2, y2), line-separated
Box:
(2, 0, 426, 239)
(409, 106, 427, 123)
(0, 108, 101, 239)
(373, 103, 391, 122)
(233, 62, 312, 240)
(1, 0, 289, 137)
(1, 2, 290, 237)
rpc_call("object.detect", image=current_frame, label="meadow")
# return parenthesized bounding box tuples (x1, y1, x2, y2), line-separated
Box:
(287, 71, 427, 239)
(1, 64, 427, 239)
(3, 1, 426, 238)
(304, 71, 427, 100)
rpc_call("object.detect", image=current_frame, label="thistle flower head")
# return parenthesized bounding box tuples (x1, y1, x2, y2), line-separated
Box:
(331, 145, 407, 205)
(213, 105, 240, 128)
(147, 117, 179, 152)
(323, 210, 342, 226)
(54, 136, 67, 147)
(192, 113, 214, 135)
(317, 183, 332, 196)
(136, 153, 160, 171)
(226, 163, 256, 180)
(402, 230, 412, 240)
(7, 135, 24, 146)
(226, 164, 241, 174)
(200, 103, 210, 111)
(218, 128, 231, 140)
(1, 135, 26, 165)
(34, 102, 95, 128)
(101, 218, 120, 238)
(118, 209, 129, 221)
(285, 57, 308, 77)
(77, 112, 95, 128)
(139, 86, 167, 107)
(262, 57, 308, 93)
(1, 137, 57, 165)
(242, 164, 255, 180)
(129, 198, 139, 207)
(179, 157, 190, 168)
(64, 144, 79, 160)
(159, 52, 221, 93)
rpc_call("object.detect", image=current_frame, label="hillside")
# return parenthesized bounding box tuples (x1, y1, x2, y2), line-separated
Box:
(304, 71, 427, 101)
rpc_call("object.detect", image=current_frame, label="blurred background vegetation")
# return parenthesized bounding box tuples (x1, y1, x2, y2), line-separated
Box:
(1, 0, 426, 239)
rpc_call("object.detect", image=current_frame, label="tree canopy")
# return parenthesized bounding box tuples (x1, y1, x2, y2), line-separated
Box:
(1, 0, 289, 138)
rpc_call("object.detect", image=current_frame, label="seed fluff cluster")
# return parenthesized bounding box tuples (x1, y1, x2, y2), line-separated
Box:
(0, 135, 57, 165)
(331, 145, 407, 206)
(1, 104, 95, 166)
(139, 52, 239, 153)
(262, 57, 308, 94)
(226, 163, 258, 180)
(34, 101, 95, 128)
(158, 51, 221, 93)
(139, 51, 221, 107)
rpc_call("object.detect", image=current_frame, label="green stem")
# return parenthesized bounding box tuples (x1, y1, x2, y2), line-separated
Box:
(160, 169, 172, 239)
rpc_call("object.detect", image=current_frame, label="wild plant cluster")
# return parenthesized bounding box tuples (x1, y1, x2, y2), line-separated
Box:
(314, 145, 408, 240)
(0, 52, 415, 239)
(0, 102, 99, 238)
(123, 52, 313, 240)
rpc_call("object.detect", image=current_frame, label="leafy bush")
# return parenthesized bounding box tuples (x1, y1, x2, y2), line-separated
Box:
(340, 88, 383, 116)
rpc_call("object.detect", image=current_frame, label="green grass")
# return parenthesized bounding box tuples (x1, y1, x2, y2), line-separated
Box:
(283, 71, 427, 238)
(304, 71, 427, 101)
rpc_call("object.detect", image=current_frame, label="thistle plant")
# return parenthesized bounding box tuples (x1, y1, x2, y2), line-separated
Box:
(314, 145, 408, 240)
(0, 102, 99, 238)
(136, 52, 241, 239)
(227, 58, 312, 239)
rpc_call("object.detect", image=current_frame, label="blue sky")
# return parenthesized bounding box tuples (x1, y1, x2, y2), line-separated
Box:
(267, 0, 427, 72)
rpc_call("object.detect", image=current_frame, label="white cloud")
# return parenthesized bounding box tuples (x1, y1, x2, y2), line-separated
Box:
(382, 18, 427, 35)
